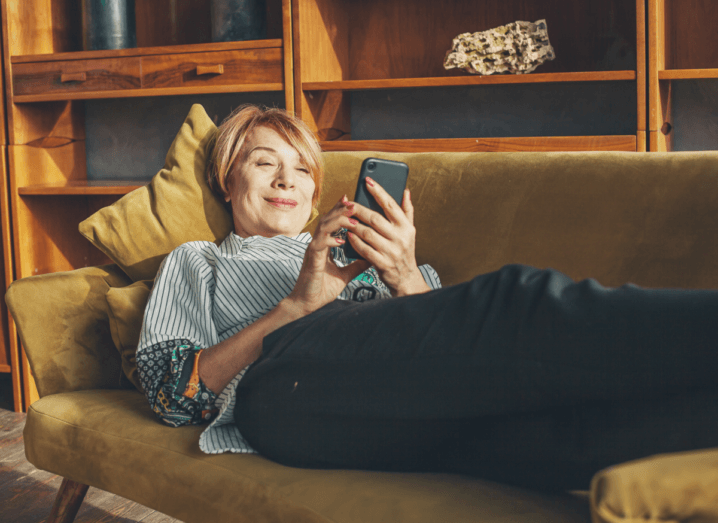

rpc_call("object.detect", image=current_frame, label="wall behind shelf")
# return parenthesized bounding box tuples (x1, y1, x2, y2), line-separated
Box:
(671, 80, 718, 152)
(351, 82, 637, 140)
(84, 92, 284, 181)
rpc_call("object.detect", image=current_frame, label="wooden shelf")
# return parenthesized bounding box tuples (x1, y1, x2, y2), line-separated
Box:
(658, 69, 718, 80)
(18, 181, 146, 196)
(320, 136, 638, 153)
(14, 83, 285, 103)
(11, 40, 283, 63)
(303, 71, 637, 92)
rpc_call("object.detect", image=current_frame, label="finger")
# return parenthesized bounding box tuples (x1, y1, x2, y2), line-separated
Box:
(401, 188, 414, 225)
(346, 230, 386, 268)
(315, 215, 358, 247)
(347, 203, 393, 240)
(364, 177, 406, 224)
(348, 218, 393, 256)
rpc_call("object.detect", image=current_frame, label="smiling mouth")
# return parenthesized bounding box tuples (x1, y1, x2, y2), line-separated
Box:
(266, 198, 298, 208)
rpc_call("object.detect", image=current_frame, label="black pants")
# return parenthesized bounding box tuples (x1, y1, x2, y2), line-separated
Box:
(234, 264, 718, 491)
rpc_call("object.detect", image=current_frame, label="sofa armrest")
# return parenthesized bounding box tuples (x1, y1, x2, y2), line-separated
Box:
(590, 447, 718, 523)
(5, 264, 133, 397)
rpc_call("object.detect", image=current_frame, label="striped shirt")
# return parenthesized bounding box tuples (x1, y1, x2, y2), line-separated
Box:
(137, 231, 441, 455)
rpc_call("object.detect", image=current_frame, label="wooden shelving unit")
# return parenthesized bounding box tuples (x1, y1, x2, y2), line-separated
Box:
(0, 9, 22, 411)
(0, 0, 295, 410)
(294, 0, 647, 152)
(648, 0, 718, 151)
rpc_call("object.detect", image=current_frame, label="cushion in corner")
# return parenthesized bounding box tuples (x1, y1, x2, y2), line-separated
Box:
(106, 280, 153, 393)
(79, 104, 233, 282)
(590, 447, 718, 523)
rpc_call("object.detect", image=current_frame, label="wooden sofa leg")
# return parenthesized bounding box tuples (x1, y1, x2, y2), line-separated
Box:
(47, 478, 90, 523)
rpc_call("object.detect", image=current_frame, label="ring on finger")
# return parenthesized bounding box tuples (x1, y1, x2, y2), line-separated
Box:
(330, 227, 348, 240)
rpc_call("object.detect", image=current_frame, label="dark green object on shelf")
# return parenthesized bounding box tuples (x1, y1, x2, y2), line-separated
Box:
(81, 0, 137, 51)
(211, 0, 267, 42)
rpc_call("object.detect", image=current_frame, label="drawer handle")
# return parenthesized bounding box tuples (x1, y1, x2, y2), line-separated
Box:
(196, 64, 224, 76)
(60, 72, 87, 83)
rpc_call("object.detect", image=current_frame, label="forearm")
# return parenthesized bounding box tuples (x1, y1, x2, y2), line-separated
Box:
(198, 299, 306, 394)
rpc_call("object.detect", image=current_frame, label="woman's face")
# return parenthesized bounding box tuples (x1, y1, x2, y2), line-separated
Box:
(226, 125, 316, 238)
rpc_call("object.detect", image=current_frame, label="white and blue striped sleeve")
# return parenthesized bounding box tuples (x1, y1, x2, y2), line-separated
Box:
(137, 243, 220, 427)
(418, 264, 442, 290)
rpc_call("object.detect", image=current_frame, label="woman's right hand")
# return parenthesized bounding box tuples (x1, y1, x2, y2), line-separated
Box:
(282, 197, 370, 318)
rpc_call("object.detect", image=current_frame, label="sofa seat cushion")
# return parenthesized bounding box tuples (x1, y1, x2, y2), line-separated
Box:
(24, 390, 591, 523)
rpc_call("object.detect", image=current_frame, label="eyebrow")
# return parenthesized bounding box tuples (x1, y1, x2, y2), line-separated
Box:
(249, 146, 277, 154)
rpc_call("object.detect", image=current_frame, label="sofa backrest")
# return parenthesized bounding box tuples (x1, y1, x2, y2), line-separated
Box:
(8, 151, 718, 398)
(320, 151, 718, 289)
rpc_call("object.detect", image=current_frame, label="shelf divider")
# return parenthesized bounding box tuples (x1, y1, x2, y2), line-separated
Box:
(11, 40, 284, 63)
(18, 181, 147, 196)
(658, 69, 718, 80)
(304, 71, 637, 91)
(14, 83, 285, 103)
(320, 136, 638, 153)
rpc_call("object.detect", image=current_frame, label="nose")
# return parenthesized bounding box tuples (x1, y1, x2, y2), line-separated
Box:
(272, 163, 295, 189)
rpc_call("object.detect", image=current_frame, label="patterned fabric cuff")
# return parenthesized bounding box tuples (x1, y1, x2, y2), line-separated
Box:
(180, 349, 218, 408)
(138, 339, 218, 427)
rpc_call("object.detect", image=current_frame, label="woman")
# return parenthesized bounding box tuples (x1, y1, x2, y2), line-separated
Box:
(138, 104, 718, 490)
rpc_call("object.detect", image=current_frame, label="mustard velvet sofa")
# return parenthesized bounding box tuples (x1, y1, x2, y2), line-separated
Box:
(7, 149, 718, 523)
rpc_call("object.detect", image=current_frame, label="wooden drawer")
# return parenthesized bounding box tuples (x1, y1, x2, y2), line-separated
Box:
(13, 58, 141, 97)
(141, 49, 283, 89)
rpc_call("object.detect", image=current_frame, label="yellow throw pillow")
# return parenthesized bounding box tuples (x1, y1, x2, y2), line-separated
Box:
(590, 447, 718, 523)
(79, 104, 233, 282)
(106, 280, 153, 392)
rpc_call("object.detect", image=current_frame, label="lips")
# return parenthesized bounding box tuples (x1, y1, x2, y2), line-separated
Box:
(265, 198, 298, 208)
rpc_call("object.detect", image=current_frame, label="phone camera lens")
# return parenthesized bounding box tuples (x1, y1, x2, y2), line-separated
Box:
(367, 162, 376, 171)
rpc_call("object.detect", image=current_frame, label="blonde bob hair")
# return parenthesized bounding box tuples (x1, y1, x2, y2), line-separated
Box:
(207, 104, 324, 209)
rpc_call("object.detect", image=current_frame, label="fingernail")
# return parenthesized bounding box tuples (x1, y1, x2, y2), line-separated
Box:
(407, 189, 411, 202)
(341, 194, 348, 203)
(336, 238, 345, 244)
(365, 177, 375, 187)
(349, 218, 358, 225)
(347, 231, 353, 238)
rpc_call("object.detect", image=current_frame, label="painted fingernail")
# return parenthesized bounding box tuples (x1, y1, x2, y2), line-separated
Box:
(341, 194, 348, 203)
(335, 238, 345, 244)
(349, 218, 358, 225)
(347, 231, 354, 238)
(365, 177, 375, 187)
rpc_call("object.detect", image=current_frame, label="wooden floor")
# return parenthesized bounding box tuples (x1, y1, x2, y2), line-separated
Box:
(0, 407, 183, 523)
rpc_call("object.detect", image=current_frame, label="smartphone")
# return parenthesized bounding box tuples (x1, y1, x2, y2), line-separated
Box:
(343, 157, 409, 260)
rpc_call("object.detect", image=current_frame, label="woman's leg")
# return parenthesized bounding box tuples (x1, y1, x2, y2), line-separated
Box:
(234, 264, 718, 489)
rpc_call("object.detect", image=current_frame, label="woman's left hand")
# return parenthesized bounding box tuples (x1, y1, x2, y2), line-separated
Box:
(346, 178, 430, 297)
